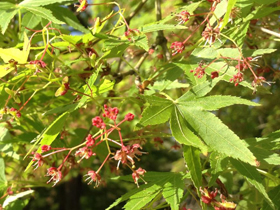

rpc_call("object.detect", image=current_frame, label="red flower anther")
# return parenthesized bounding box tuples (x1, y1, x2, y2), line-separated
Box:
(114, 144, 144, 169)
(176, 11, 190, 25)
(211, 71, 219, 79)
(132, 167, 147, 187)
(86, 134, 95, 147)
(46, 167, 62, 186)
(190, 66, 206, 78)
(214, 195, 237, 210)
(84, 170, 101, 187)
(125, 113, 134, 121)
(102, 105, 119, 121)
(41, 145, 52, 153)
(76, 0, 88, 12)
(202, 27, 220, 45)
(251, 76, 272, 93)
(200, 187, 218, 204)
(229, 72, 244, 86)
(92, 116, 106, 129)
(75, 147, 95, 162)
(29, 60, 47, 68)
(170, 41, 185, 56)
(32, 153, 44, 170)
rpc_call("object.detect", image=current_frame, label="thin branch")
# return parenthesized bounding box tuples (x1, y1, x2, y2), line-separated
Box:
(155, 0, 170, 61)
(126, 0, 148, 25)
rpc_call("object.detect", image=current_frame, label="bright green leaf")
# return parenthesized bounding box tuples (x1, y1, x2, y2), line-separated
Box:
(0, 32, 30, 64)
(0, 9, 18, 35)
(209, 152, 229, 186)
(262, 185, 280, 210)
(25, 112, 69, 171)
(107, 172, 184, 210)
(138, 101, 174, 127)
(230, 159, 274, 209)
(183, 146, 202, 195)
(46, 5, 90, 33)
(170, 107, 208, 153)
(179, 106, 257, 165)
(3, 190, 34, 208)
(0, 2, 15, 10)
(19, 0, 73, 7)
(123, 187, 161, 210)
(0, 158, 7, 195)
(221, 0, 237, 30)
(178, 80, 219, 102)
(132, 34, 149, 51)
(179, 95, 260, 110)
(22, 6, 64, 24)
(0, 64, 15, 78)
(162, 173, 184, 210)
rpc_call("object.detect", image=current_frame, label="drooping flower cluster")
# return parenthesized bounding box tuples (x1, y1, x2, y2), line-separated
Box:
(85, 170, 101, 187)
(132, 167, 147, 187)
(46, 167, 62, 186)
(114, 144, 144, 169)
(202, 26, 221, 46)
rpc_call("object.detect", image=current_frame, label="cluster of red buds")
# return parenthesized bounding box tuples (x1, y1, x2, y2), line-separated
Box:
(230, 72, 244, 86)
(200, 187, 236, 210)
(30, 105, 147, 188)
(190, 61, 206, 78)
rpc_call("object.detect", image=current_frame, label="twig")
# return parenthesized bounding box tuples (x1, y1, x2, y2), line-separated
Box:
(155, 0, 171, 61)
(126, 0, 148, 25)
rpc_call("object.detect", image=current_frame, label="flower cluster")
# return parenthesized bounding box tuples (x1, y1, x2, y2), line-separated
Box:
(132, 167, 147, 187)
(190, 62, 206, 78)
(202, 26, 221, 46)
(29, 105, 145, 188)
(170, 41, 185, 56)
(200, 187, 236, 210)
(103, 104, 119, 120)
(114, 144, 144, 169)
(176, 11, 190, 25)
(92, 116, 106, 129)
(230, 72, 244, 86)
